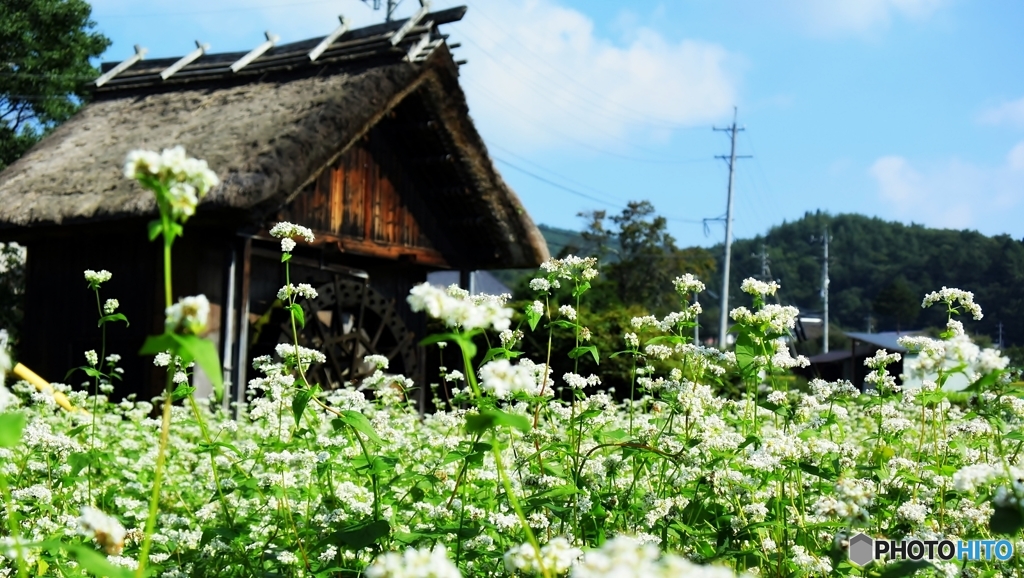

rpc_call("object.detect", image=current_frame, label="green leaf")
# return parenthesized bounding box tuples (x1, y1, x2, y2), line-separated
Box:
(549, 319, 576, 330)
(877, 560, 932, 578)
(572, 280, 591, 298)
(147, 219, 163, 241)
(172, 334, 224, 402)
(479, 347, 503, 365)
(171, 383, 195, 401)
(991, 505, 1024, 535)
(568, 345, 599, 364)
(287, 303, 306, 329)
(37, 540, 134, 578)
(292, 386, 316, 426)
(465, 408, 531, 435)
(734, 331, 758, 376)
(328, 519, 391, 550)
(0, 412, 27, 448)
(525, 303, 542, 331)
(333, 410, 383, 445)
(281, 252, 292, 263)
(139, 333, 176, 357)
(97, 313, 129, 327)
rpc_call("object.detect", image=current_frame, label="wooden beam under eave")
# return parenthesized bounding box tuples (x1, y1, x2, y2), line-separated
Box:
(253, 230, 449, 268)
(324, 233, 450, 268)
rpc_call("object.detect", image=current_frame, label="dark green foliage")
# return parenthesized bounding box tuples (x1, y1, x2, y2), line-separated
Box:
(577, 202, 717, 316)
(0, 244, 24, 350)
(716, 211, 1024, 347)
(872, 276, 919, 331)
(0, 0, 110, 170)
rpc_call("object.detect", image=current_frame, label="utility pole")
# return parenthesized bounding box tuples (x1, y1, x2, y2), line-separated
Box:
(364, 0, 408, 21)
(819, 227, 831, 352)
(759, 243, 770, 280)
(714, 107, 751, 349)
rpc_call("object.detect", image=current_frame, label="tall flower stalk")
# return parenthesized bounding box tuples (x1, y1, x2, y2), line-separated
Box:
(124, 146, 221, 577)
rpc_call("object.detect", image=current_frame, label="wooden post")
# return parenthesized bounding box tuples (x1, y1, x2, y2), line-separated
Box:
(220, 239, 237, 411)
(233, 236, 253, 416)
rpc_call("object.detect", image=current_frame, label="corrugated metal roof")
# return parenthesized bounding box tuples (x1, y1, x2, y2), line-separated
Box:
(845, 331, 923, 353)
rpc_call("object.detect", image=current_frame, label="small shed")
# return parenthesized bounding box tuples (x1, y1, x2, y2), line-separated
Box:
(800, 331, 916, 390)
(0, 7, 548, 403)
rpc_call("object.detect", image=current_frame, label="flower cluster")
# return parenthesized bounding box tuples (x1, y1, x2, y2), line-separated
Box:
(270, 221, 316, 253)
(739, 278, 779, 297)
(124, 146, 219, 220)
(407, 283, 513, 332)
(84, 269, 112, 289)
(165, 294, 210, 335)
(922, 286, 984, 320)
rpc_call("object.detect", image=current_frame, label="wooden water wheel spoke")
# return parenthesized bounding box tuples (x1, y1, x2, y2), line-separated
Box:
(270, 277, 418, 389)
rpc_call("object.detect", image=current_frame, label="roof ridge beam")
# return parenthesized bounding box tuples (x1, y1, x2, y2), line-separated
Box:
(412, 38, 444, 62)
(160, 40, 210, 80)
(231, 31, 280, 73)
(309, 15, 351, 61)
(390, 1, 432, 46)
(403, 24, 435, 62)
(95, 45, 148, 87)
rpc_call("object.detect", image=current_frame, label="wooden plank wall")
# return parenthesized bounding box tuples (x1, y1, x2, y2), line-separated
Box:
(286, 141, 432, 249)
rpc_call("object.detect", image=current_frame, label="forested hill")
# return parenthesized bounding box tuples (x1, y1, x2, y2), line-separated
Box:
(719, 212, 1024, 347)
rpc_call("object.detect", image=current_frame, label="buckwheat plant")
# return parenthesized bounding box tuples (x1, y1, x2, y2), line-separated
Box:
(6, 223, 1024, 578)
(125, 146, 225, 577)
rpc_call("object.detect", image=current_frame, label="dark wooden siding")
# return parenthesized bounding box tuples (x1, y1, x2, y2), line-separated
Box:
(281, 138, 435, 249)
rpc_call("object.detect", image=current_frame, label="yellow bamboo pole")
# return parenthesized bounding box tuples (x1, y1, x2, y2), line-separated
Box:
(12, 363, 85, 414)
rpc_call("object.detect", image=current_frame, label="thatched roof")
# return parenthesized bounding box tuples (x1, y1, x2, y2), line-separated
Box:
(0, 7, 548, 269)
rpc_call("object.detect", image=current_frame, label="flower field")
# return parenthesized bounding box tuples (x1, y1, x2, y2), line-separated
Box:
(0, 148, 1022, 578)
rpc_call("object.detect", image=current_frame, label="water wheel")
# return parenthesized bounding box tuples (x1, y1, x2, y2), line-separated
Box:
(272, 277, 418, 388)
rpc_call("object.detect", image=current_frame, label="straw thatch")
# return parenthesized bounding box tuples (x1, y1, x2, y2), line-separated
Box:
(0, 12, 548, 268)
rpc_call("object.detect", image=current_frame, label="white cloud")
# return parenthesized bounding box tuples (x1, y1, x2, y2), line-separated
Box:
(452, 0, 739, 151)
(91, 0, 740, 154)
(787, 0, 945, 36)
(869, 143, 1024, 234)
(978, 97, 1024, 128)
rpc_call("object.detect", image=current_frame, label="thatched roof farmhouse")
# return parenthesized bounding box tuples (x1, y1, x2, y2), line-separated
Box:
(0, 7, 548, 403)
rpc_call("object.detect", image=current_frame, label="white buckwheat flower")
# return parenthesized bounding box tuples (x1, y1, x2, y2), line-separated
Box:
(922, 286, 983, 320)
(479, 359, 537, 398)
(365, 544, 461, 578)
(165, 294, 210, 335)
(740, 278, 780, 297)
(79, 506, 126, 555)
(270, 222, 315, 243)
(558, 304, 577, 321)
(673, 273, 705, 294)
(84, 269, 112, 288)
(280, 238, 296, 253)
(85, 350, 98, 367)
(103, 299, 119, 315)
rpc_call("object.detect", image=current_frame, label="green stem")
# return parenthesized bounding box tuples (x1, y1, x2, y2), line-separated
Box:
(0, 471, 28, 578)
(492, 435, 551, 578)
(135, 372, 174, 578)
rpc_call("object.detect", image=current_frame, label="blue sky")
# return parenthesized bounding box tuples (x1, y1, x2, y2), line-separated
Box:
(88, 0, 1024, 248)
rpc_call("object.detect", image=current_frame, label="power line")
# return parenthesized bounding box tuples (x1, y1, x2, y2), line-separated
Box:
(455, 40, 688, 161)
(95, 0, 338, 18)
(493, 155, 703, 224)
(468, 0, 714, 132)
(493, 156, 622, 208)
(465, 78, 709, 165)
(456, 10, 712, 133)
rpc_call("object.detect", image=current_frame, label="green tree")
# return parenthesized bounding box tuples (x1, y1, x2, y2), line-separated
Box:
(579, 201, 716, 315)
(873, 276, 919, 331)
(0, 0, 109, 170)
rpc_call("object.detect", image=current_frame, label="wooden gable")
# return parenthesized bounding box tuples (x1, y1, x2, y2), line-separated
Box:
(274, 103, 459, 269)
